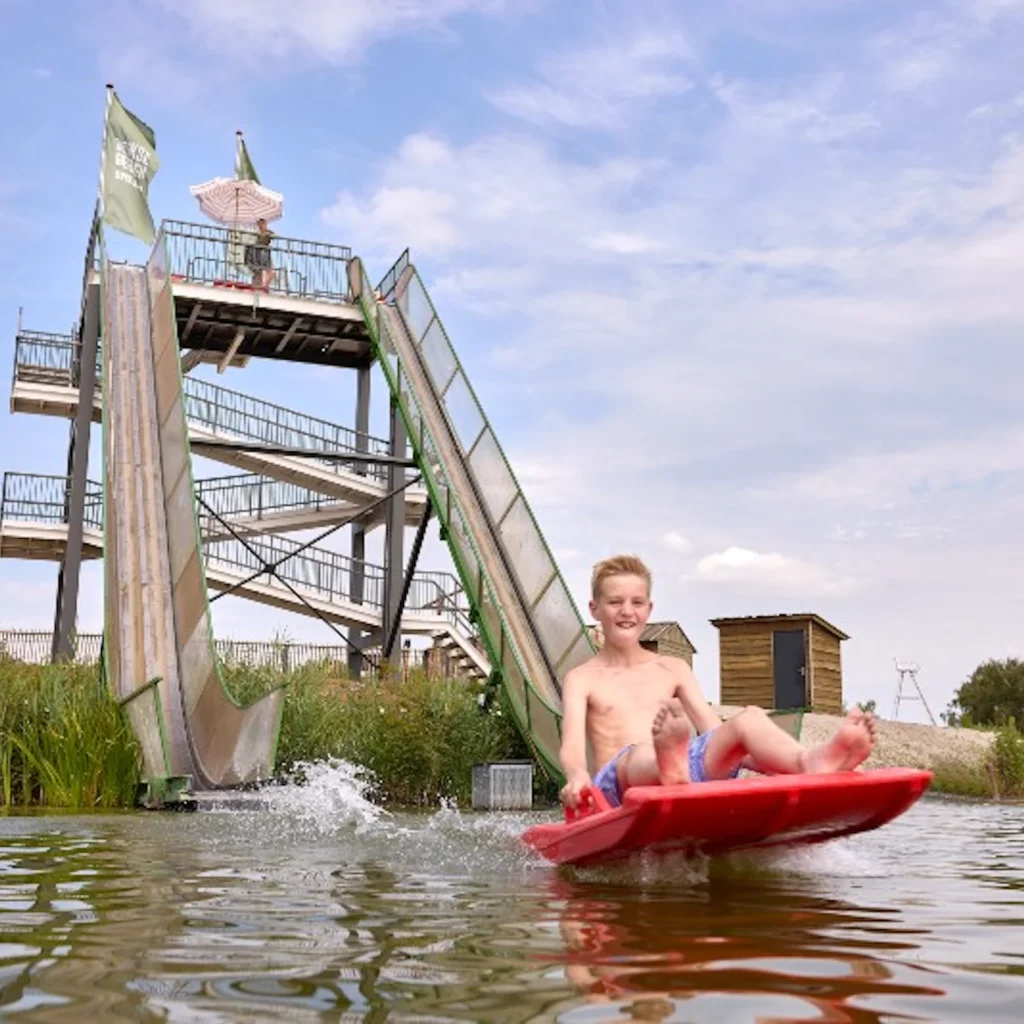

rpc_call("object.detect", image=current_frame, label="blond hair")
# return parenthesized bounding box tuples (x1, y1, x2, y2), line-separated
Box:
(591, 554, 652, 600)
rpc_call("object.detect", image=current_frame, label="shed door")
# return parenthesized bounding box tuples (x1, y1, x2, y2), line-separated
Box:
(773, 629, 807, 709)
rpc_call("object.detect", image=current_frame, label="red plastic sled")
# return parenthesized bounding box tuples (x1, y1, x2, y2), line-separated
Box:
(522, 768, 933, 866)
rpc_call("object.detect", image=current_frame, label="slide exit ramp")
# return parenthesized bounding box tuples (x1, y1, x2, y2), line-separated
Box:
(100, 234, 283, 803)
(351, 255, 593, 780)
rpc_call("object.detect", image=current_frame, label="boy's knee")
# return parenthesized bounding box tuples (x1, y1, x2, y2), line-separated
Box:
(735, 705, 769, 732)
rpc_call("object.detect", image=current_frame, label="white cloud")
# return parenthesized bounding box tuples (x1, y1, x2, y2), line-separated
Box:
(490, 31, 692, 129)
(31, 68, 51, 79)
(157, 0, 509, 63)
(324, 186, 458, 254)
(695, 547, 853, 596)
(663, 531, 693, 555)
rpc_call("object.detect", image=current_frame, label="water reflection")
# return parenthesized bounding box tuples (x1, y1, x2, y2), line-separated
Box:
(546, 871, 946, 1022)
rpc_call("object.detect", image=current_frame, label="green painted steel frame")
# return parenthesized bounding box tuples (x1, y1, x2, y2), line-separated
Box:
(352, 258, 590, 782)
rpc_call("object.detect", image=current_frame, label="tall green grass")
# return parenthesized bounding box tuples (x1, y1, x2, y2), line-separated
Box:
(0, 659, 141, 808)
(224, 662, 530, 806)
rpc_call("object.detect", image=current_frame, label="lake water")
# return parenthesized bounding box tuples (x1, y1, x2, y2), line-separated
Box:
(0, 761, 1022, 1022)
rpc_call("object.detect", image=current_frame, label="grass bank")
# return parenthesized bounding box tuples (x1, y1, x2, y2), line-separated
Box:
(0, 658, 531, 809)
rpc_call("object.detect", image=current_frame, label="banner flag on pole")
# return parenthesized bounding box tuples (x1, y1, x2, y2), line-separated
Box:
(101, 90, 159, 245)
(235, 131, 260, 183)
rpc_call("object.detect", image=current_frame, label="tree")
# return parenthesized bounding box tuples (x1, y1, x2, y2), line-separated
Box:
(944, 658, 1024, 728)
(858, 699, 877, 714)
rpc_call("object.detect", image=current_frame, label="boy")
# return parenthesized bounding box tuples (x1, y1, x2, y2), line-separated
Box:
(559, 555, 876, 809)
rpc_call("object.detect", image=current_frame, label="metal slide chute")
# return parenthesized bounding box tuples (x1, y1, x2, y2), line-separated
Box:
(351, 256, 593, 780)
(100, 232, 283, 802)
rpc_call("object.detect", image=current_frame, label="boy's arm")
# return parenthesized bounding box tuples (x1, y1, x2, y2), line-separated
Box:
(558, 670, 591, 806)
(672, 661, 723, 734)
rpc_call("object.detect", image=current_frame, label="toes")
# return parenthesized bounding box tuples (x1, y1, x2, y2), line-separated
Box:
(652, 704, 669, 730)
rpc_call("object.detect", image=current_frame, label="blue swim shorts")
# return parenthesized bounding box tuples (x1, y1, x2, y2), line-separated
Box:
(687, 728, 741, 784)
(591, 729, 741, 807)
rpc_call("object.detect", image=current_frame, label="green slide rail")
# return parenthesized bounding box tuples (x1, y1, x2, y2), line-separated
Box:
(352, 255, 594, 781)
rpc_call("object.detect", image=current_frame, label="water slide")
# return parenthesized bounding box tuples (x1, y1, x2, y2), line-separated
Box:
(101, 245, 282, 803)
(352, 256, 593, 780)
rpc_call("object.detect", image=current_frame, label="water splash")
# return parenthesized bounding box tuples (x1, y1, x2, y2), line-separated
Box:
(263, 758, 389, 834)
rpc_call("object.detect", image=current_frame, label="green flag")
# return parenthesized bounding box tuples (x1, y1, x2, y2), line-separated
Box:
(236, 134, 260, 183)
(101, 91, 159, 245)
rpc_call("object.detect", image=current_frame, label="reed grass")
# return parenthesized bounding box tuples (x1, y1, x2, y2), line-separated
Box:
(223, 662, 530, 806)
(0, 659, 141, 808)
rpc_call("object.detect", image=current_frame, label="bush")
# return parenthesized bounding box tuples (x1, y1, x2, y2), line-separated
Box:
(945, 658, 1024, 728)
(991, 719, 1024, 797)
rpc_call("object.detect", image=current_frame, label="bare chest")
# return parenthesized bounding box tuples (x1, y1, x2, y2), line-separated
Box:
(587, 670, 676, 725)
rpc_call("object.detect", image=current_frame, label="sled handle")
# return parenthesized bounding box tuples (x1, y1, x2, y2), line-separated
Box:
(565, 785, 611, 822)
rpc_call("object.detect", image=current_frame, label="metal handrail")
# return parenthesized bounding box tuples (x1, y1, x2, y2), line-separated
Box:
(195, 474, 351, 523)
(377, 248, 411, 302)
(12, 333, 393, 481)
(0, 472, 471, 631)
(161, 219, 353, 303)
(1, 472, 103, 529)
(203, 532, 468, 625)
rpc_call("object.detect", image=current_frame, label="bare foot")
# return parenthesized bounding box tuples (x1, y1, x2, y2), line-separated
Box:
(652, 698, 693, 785)
(800, 709, 875, 774)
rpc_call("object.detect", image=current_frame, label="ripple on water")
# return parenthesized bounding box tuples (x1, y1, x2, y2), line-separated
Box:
(0, 766, 1020, 1021)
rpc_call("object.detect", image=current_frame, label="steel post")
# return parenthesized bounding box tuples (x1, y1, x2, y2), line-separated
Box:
(52, 283, 99, 662)
(384, 498, 432, 659)
(380, 396, 406, 669)
(348, 363, 371, 677)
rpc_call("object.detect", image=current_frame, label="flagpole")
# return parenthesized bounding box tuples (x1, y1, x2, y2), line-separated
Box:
(97, 83, 114, 218)
(235, 130, 243, 179)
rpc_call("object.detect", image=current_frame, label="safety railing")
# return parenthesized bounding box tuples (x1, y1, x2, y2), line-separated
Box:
(202, 532, 470, 628)
(182, 377, 391, 481)
(161, 219, 354, 304)
(11, 334, 393, 482)
(377, 248, 410, 303)
(0, 470, 471, 632)
(11, 331, 100, 393)
(196, 474, 353, 525)
(0, 629, 478, 679)
(1, 472, 103, 529)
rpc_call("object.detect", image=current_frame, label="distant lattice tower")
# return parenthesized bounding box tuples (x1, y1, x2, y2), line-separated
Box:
(892, 659, 937, 725)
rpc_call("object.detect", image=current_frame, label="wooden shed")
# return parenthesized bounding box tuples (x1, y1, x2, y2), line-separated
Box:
(710, 614, 847, 715)
(587, 621, 696, 667)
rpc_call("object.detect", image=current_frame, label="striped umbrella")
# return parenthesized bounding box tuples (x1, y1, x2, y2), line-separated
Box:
(188, 176, 284, 228)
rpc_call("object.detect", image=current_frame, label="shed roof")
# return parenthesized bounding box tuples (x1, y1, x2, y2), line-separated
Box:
(641, 621, 697, 652)
(709, 613, 849, 642)
(587, 620, 698, 654)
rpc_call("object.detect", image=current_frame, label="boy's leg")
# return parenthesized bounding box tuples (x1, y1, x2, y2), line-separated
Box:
(702, 706, 875, 781)
(617, 700, 694, 792)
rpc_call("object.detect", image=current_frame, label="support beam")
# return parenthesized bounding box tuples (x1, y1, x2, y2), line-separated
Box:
(187, 439, 416, 467)
(180, 350, 204, 374)
(274, 316, 303, 354)
(181, 302, 202, 343)
(380, 396, 407, 668)
(52, 283, 99, 662)
(217, 326, 245, 374)
(348, 362, 372, 678)
(384, 498, 433, 659)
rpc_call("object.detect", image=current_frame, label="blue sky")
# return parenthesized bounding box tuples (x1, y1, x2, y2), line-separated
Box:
(1, 0, 1022, 719)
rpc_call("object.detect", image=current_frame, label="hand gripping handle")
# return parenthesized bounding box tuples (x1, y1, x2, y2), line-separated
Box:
(565, 784, 611, 822)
